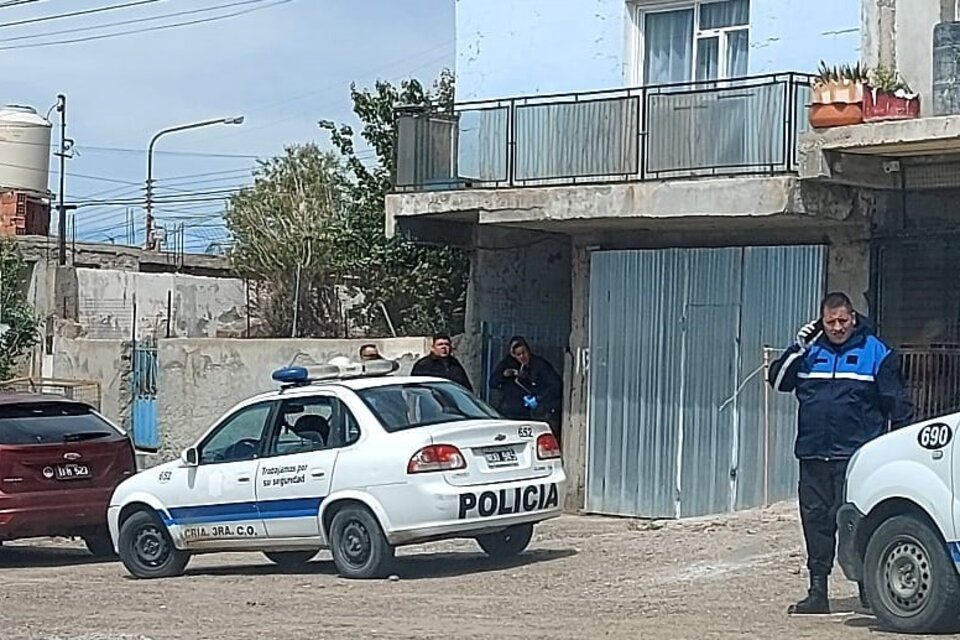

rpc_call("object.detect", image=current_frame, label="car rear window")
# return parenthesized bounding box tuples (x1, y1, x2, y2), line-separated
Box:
(356, 381, 501, 432)
(0, 401, 122, 445)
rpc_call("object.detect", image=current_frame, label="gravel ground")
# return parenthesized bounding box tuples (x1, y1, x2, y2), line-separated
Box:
(0, 500, 948, 640)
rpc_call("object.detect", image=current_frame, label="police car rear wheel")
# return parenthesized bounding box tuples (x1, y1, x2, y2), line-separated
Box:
(864, 514, 960, 634)
(476, 523, 533, 559)
(329, 506, 394, 579)
(263, 550, 319, 569)
(118, 510, 189, 579)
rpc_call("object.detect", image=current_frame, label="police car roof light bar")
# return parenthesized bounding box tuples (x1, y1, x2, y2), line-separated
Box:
(271, 359, 400, 389)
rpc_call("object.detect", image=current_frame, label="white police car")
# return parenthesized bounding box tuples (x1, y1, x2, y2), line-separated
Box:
(838, 410, 960, 633)
(106, 359, 566, 580)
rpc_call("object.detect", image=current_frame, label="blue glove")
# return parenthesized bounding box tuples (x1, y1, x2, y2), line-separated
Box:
(523, 395, 539, 410)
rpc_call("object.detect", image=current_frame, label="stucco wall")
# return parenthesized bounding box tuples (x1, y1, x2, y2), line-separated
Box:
(50, 337, 128, 428)
(155, 337, 432, 460)
(75, 267, 247, 339)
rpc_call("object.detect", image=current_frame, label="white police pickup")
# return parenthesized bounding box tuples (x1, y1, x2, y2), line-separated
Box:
(106, 359, 566, 580)
(838, 410, 960, 633)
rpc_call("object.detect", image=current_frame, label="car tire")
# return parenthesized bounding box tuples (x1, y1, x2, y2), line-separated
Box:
(329, 505, 394, 579)
(118, 510, 190, 579)
(263, 550, 319, 569)
(83, 531, 117, 558)
(476, 523, 533, 559)
(864, 514, 960, 634)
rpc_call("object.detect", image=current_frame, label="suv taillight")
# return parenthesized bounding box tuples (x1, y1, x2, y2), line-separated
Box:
(537, 433, 561, 460)
(407, 444, 466, 474)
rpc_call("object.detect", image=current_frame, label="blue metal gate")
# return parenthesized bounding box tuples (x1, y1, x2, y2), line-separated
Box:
(132, 345, 159, 451)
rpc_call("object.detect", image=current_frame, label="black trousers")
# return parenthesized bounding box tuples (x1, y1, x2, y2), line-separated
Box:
(798, 459, 849, 577)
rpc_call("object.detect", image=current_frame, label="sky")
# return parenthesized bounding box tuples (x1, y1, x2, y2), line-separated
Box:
(0, 0, 455, 252)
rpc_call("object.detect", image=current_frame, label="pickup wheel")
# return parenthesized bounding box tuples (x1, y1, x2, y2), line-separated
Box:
(476, 524, 533, 559)
(864, 514, 960, 634)
(118, 510, 190, 579)
(263, 550, 319, 569)
(329, 505, 394, 579)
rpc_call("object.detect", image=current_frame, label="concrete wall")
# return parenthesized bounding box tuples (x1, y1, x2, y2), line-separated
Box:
(75, 268, 247, 340)
(454, 0, 860, 100)
(156, 337, 431, 460)
(862, 0, 946, 117)
(50, 337, 128, 429)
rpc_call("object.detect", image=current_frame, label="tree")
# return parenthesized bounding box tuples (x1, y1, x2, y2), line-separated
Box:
(319, 68, 469, 336)
(224, 143, 350, 337)
(0, 236, 40, 380)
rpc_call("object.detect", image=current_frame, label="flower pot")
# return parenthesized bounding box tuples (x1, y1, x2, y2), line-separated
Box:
(812, 81, 863, 104)
(863, 86, 921, 121)
(809, 102, 864, 128)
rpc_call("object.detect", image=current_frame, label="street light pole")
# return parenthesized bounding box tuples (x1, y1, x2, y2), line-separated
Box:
(144, 115, 244, 250)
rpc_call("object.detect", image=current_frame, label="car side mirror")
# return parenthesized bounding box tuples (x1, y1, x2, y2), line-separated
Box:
(181, 447, 199, 467)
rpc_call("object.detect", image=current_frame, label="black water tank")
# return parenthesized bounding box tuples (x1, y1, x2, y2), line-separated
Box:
(933, 22, 960, 115)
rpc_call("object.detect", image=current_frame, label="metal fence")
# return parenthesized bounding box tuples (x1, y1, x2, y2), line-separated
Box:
(900, 347, 960, 422)
(395, 72, 813, 191)
(0, 377, 102, 410)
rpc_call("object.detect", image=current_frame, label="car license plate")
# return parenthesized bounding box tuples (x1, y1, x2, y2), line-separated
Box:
(485, 447, 517, 465)
(55, 463, 90, 480)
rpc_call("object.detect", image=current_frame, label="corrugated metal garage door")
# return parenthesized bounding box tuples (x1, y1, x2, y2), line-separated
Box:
(586, 245, 826, 518)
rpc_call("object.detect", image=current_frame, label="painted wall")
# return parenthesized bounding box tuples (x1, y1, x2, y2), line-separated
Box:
(155, 337, 432, 460)
(454, 0, 861, 100)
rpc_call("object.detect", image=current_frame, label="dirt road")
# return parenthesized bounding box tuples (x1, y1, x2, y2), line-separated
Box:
(0, 500, 943, 640)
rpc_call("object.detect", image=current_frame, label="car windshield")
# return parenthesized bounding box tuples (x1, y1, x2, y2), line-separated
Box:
(356, 381, 501, 432)
(0, 401, 121, 445)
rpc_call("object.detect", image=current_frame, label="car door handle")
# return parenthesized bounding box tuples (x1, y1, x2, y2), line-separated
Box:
(237, 475, 251, 483)
(310, 470, 326, 478)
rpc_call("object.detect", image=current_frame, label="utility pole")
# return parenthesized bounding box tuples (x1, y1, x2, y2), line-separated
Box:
(54, 94, 70, 266)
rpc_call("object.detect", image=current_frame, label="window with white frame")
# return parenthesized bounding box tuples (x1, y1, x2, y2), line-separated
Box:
(638, 0, 749, 85)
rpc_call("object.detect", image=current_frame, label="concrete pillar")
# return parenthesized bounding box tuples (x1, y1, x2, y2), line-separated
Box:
(561, 243, 590, 513)
(826, 235, 872, 313)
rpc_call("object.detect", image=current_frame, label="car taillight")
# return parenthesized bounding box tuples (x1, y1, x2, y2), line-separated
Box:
(537, 433, 561, 460)
(407, 444, 466, 474)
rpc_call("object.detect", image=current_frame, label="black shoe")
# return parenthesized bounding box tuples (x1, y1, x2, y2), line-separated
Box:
(788, 575, 830, 614)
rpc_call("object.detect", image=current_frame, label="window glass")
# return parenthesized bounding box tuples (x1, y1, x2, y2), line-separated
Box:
(268, 396, 360, 456)
(357, 382, 500, 433)
(199, 402, 273, 464)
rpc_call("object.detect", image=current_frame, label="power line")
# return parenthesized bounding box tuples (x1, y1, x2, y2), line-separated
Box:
(0, 0, 48, 8)
(0, 0, 161, 30)
(0, 0, 283, 43)
(0, 0, 294, 50)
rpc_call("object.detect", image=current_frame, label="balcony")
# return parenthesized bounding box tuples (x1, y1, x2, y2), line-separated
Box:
(394, 72, 813, 193)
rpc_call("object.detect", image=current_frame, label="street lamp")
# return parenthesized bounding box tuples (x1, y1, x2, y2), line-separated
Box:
(144, 115, 244, 250)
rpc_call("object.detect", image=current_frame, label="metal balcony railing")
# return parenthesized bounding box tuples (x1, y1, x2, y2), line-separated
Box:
(393, 72, 814, 192)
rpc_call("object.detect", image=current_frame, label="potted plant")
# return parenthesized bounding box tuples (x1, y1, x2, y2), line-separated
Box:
(863, 66, 920, 121)
(809, 61, 868, 128)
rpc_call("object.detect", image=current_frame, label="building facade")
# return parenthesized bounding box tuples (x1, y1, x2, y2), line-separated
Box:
(387, 0, 958, 519)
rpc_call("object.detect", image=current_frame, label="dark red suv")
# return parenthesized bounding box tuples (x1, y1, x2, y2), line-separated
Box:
(0, 394, 137, 556)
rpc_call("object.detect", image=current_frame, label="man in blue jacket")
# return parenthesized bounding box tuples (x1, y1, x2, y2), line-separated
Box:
(768, 292, 913, 615)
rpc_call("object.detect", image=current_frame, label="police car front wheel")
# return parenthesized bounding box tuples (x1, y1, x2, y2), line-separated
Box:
(118, 510, 190, 579)
(863, 514, 960, 634)
(329, 505, 394, 579)
(476, 523, 533, 559)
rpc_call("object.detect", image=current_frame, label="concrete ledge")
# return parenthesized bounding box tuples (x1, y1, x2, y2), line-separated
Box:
(387, 176, 800, 232)
(798, 115, 960, 181)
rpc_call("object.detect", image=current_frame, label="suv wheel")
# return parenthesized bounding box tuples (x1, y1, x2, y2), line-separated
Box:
(118, 510, 190, 579)
(864, 514, 960, 634)
(329, 505, 394, 579)
(83, 531, 117, 558)
(476, 524, 533, 559)
(263, 550, 319, 569)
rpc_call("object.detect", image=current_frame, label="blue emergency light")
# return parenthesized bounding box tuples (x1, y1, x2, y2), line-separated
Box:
(271, 366, 311, 385)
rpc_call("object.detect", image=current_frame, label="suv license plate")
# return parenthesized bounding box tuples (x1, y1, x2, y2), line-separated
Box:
(55, 463, 90, 480)
(485, 448, 517, 465)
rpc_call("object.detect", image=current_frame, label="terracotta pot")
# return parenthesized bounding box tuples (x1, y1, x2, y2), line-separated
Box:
(863, 86, 921, 121)
(809, 102, 864, 128)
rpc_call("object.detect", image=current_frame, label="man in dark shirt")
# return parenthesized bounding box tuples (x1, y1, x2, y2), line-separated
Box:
(411, 333, 473, 392)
